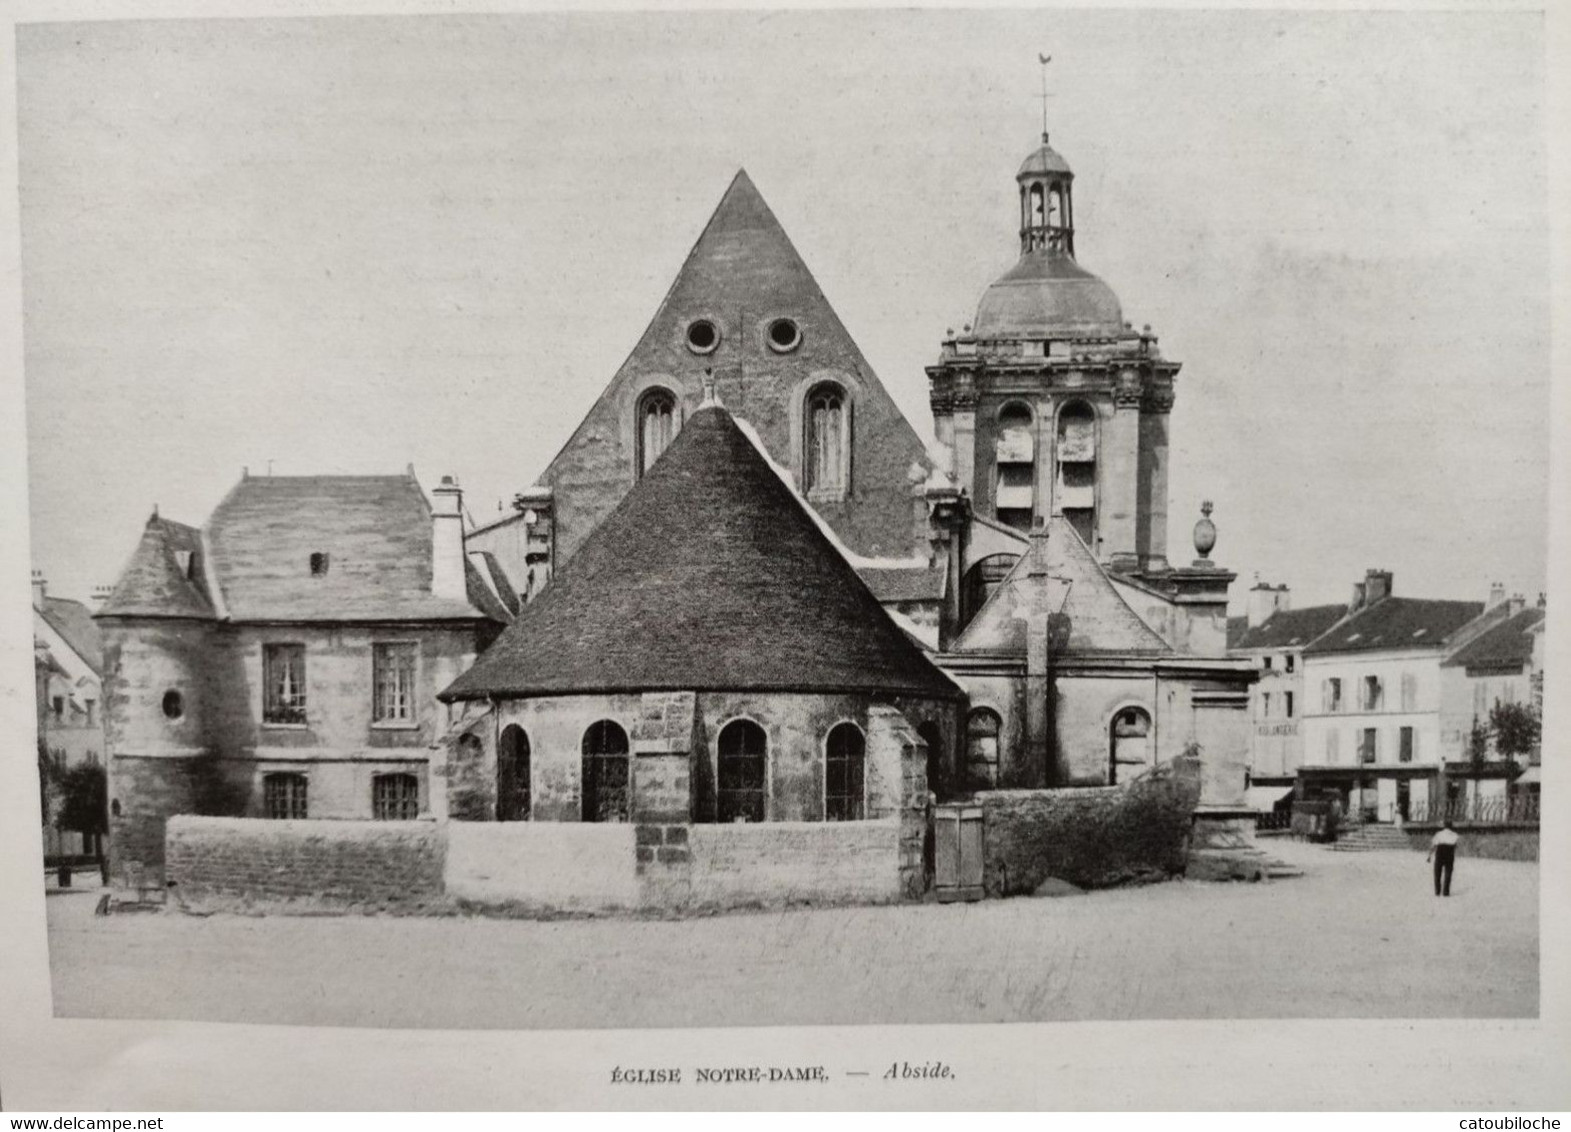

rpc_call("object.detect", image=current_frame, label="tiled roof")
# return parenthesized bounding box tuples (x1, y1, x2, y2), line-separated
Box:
(205, 474, 501, 623)
(1442, 607, 1545, 669)
(860, 565, 946, 604)
(1302, 597, 1485, 656)
(442, 406, 960, 701)
(1226, 615, 1248, 650)
(1232, 604, 1348, 652)
(98, 516, 216, 620)
(38, 597, 105, 674)
(100, 476, 507, 625)
(951, 517, 1173, 656)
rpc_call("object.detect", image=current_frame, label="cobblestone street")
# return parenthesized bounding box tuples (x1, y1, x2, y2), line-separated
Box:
(48, 840, 1537, 1029)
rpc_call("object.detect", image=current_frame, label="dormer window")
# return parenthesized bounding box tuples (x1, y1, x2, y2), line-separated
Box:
(310, 552, 330, 577)
(174, 549, 197, 578)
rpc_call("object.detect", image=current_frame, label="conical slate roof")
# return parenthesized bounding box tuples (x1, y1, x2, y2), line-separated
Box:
(442, 405, 958, 701)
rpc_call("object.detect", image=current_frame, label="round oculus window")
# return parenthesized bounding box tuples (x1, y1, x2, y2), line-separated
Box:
(767, 318, 802, 353)
(162, 690, 184, 720)
(685, 319, 719, 355)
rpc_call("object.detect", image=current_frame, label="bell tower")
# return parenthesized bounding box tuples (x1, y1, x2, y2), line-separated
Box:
(1018, 134, 1075, 257)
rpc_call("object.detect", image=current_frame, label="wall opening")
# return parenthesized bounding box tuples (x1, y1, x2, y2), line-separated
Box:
(581, 720, 630, 823)
(1108, 707, 1152, 786)
(824, 723, 866, 821)
(1056, 401, 1097, 548)
(497, 724, 531, 821)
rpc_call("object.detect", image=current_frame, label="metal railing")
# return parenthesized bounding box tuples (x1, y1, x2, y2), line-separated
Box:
(1408, 794, 1539, 826)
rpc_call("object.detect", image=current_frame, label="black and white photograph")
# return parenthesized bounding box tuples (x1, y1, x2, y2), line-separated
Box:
(1, 1, 1565, 1111)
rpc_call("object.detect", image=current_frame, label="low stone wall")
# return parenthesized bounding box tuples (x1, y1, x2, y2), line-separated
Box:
(446, 822, 638, 911)
(166, 815, 446, 910)
(979, 757, 1203, 894)
(1404, 824, 1539, 862)
(685, 820, 902, 909)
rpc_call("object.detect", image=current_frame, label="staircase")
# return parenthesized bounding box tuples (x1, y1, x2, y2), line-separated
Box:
(1330, 823, 1413, 852)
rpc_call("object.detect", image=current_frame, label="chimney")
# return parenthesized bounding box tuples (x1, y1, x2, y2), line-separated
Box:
(1364, 569, 1393, 605)
(1247, 579, 1290, 629)
(1508, 593, 1526, 617)
(91, 585, 114, 611)
(431, 475, 466, 602)
(31, 570, 46, 610)
(1348, 581, 1366, 614)
(1486, 581, 1506, 611)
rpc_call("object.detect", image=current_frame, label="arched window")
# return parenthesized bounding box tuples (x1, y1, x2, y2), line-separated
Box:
(916, 721, 945, 802)
(372, 772, 420, 820)
(717, 719, 767, 823)
(638, 388, 678, 476)
(581, 720, 630, 823)
(804, 383, 849, 497)
(995, 401, 1035, 531)
(497, 724, 531, 822)
(825, 723, 866, 821)
(1029, 183, 1045, 228)
(1056, 401, 1097, 548)
(965, 709, 1002, 790)
(1109, 707, 1152, 785)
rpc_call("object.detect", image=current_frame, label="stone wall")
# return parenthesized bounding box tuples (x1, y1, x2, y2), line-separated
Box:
(1404, 823, 1539, 862)
(166, 815, 445, 910)
(685, 820, 902, 908)
(445, 821, 638, 910)
(979, 755, 1202, 893)
(108, 755, 200, 882)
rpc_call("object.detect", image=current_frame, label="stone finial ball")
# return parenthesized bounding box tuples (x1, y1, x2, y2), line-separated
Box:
(1193, 501, 1217, 559)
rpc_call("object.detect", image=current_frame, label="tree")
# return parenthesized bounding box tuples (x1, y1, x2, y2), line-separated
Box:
(1489, 700, 1541, 763)
(1467, 715, 1490, 764)
(55, 762, 108, 853)
(37, 736, 53, 827)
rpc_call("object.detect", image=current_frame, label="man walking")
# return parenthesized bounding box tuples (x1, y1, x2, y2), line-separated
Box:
(1427, 820, 1460, 896)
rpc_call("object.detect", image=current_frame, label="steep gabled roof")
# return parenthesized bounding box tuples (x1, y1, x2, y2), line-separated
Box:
(442, 405, 959, 701)
(98, 515, 216, 620)
(536, 169, 931, 563)
(950, 518, 1173, 656)
(1442, 606, 1545, 670)
(1226, 615, 1248, 650)
(1233, 604, 1348, 652)
(1302, 597, 1485, 656)
(38, 597, 105, 674)
(205, 473, 499, 622)
(859, 565, 946, 604)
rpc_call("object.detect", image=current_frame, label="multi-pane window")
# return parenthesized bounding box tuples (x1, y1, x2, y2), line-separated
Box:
(263, 772, 308, 819)
(804, 384, 847, 496)
(263, 644, 307, 724)
(581, 720, 630, 823)
(824, 723, 866, 822)
(717, 719, 768, 823)
(1399, 726, 1415, 764)
(1359, 728, 1378, 764)
(372, 643, 418, 724)
(372, 773, 420, 820)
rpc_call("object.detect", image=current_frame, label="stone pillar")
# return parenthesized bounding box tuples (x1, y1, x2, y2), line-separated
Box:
(1136, 403, 1172, 572)
(1102, 386, 1142, 570)
(1025, 612, 1051, 787)
(630, 691, 696, 823)
(868, 705, 928, 901)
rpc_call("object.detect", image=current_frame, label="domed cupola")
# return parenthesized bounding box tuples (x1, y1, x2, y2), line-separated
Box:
(973, 134, 1125, 341)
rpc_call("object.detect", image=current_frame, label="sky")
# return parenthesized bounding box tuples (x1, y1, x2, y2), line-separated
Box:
(17, 9, 1552, 612)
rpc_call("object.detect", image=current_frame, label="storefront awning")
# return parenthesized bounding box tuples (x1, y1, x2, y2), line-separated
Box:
(1245, 786, 1294, 813)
